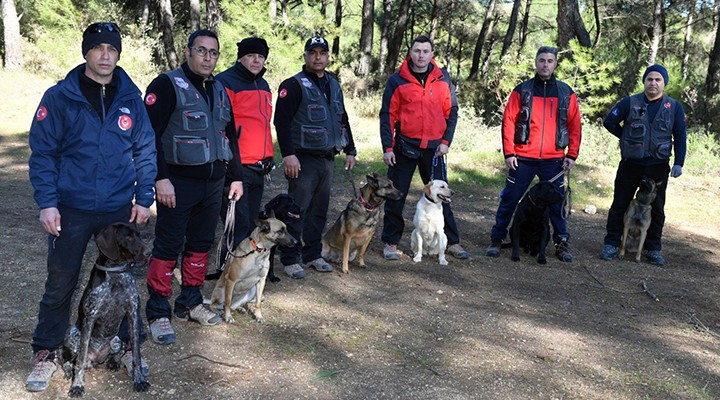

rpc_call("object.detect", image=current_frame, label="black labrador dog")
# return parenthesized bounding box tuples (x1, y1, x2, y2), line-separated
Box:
(62, 222, 150, 397)
(258, 194, 303, 282)
(510, 181, 564, 264)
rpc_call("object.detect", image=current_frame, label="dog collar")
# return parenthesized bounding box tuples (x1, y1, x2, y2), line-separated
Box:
(424, 193, 437, 203)
(250, 239, 267, 253)
(358, 193, 378, 211)
(95, 261, 135, 273)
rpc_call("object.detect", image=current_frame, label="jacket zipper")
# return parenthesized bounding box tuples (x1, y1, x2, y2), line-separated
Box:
(100, 84, 107, 122)
(539, 81, 546, 158)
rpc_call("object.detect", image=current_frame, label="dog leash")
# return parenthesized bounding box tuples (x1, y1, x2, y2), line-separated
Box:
(214, 197, 238, 273)
(346, 168, 358, 198)
(546, 167, 573, 220)
(430, 152, 448, 182)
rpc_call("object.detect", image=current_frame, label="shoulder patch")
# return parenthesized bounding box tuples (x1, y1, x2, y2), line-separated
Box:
(300, 77, 313, 88)
(35, 106, 48, 121)
(173, 77, 189, 90)
(145, 93, 157, 105)
(279, 88, 287, 99)
(118, 115, 133, 131)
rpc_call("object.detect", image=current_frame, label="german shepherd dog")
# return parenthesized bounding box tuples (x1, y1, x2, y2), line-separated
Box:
(510, 181, 564, 264)
(208, 218, 296, 324)
(62, 222, 150, 397)
(411, 180, 454, 265)
(620, 177, 661, 262)
(322, 173, 402, 273)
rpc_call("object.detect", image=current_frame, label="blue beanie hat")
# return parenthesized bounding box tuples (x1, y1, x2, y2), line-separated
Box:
(642, 64, 669, 85)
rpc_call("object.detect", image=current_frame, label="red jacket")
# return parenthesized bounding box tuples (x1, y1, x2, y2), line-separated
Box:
(502, 75, 581, 160)
(380, 58, 458, 151)
(216, 63, 274, 164)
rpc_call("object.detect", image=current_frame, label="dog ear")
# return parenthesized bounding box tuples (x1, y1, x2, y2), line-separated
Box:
(96, 223, 121, 260)
(255, 218, 271, 232)
(423, 182, 432, 198)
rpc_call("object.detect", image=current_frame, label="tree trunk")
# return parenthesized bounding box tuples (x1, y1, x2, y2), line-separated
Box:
(379, 0, 392, 74)
(500, 0, 521, 60)
(481, 28, 499, 78)
(468, 0, 497, 80)
(682, 4, 694, 81)
(157, 0, 178, 70)
(518, 0, 532, 54)
(356, 0, 374, 77)
(706, 7, 720, 98)
(189, 0, 201, 31)
(429, 0, 440, 43)
(592, 0, 601, 48)
(280, 0, 291, 26)
(206, 0, 221, 32)
(269, 0, 277, 22)
(647, 0, 662, 65)
(557, 0, 591, 49)
(332, 0, 342, 57)
(1, 0, 22, 71)
(141, 0, 150, 29)
(384, 0, 411, 75)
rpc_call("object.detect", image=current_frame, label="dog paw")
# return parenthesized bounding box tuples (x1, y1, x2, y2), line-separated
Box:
(511, 256, 520, 262)
(134, 380, 151, 392)
(439, 258, 448, 266)
(268, 276, 281, 283)
(538, 258, 547, 265)
(224, 314, 236, 324)
(69, 385, 85, 398)
(412, 255, 422, 263)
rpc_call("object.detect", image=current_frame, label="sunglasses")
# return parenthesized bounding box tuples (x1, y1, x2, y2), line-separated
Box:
(85, 22, 121, 35)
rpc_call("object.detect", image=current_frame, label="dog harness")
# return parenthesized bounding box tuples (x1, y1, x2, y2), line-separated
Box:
(358, 193, 378, 211)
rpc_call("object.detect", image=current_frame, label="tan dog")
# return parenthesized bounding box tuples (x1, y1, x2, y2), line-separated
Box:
(411, 180, 454, 265)
(322, 173, 402, 273)
(620, 177, 661, 262)
(208, 218, 296, 323)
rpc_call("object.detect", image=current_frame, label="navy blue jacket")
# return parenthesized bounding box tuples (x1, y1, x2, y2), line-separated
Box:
(29, 64, 157, 212)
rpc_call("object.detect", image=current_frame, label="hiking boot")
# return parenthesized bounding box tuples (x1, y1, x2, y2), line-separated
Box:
(599, 244, 619, 261)
(447, 244, 470, 260)
(555, 240, 573, 262)
(383, 243, 400, 260)
(306, 257, 333, 272)
(485, 239, 502, 257)
(149, 317, 175, 345)
(644, 250, 666, 266)
(120, 348, 149, 378)
(26, 349, 58, 392)
(283, 263, 305, 279)
(183, 304, 221, 326)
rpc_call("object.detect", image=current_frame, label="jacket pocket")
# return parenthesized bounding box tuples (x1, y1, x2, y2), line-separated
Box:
(300, 126, 329, 150)
(182, 111, 209, 131)
(622, 123, 645, 159)
(308, 104, 327, 122)
(173, 135, 210, 165)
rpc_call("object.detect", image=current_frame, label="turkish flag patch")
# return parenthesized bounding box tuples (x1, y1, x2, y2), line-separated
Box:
(279, 88, 287, 99)
(35, 106, 48, 121)
(118, 115, 133, 131)
(145, 93, 157, 105)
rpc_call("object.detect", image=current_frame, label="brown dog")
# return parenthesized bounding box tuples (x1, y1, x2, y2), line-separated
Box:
(321, 173, 402, 273)
(620, 177, 661, 262)
(208, 218, 296, 323)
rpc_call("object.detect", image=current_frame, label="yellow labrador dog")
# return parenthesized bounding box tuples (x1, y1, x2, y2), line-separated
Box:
(208, 218, 296, 324)
(411, 180, 454, 265)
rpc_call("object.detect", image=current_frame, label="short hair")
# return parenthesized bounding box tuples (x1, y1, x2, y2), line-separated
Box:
(411, 35, 433, 50)
(536, 46, 558, 59)
(187, 29, 219, 48)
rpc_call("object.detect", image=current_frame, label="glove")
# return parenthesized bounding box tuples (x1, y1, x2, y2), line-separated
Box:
(670, 165, 682, 178)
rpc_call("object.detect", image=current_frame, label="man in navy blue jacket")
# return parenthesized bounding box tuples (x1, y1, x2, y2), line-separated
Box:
(600, 64, 686, 266)
(27, 22, 157, 392)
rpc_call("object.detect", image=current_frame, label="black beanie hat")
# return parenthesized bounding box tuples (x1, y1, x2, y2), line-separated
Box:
(82, 22, 122, 57)
(236, 37, 269, 59)
(642, 64, 669, 85)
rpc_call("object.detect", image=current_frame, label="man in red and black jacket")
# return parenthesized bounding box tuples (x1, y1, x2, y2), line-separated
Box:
(215, 36, 274, 263)
(379, 35, 470, 261)
(486, 46, 582, 262)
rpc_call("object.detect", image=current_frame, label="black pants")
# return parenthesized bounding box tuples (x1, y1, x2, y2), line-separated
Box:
(381, 147, 461, 246)
(279, 154, 335, 265)
(604, 160, 670, 251)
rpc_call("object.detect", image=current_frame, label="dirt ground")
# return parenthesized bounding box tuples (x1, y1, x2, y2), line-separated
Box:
(1, 133, 719, 400)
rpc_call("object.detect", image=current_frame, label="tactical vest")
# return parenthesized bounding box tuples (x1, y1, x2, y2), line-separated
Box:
(161, 68, 233, 166)
(289, 72, 349, 153)
(514, 79, 571, 150)
(621, 94, 676, 160)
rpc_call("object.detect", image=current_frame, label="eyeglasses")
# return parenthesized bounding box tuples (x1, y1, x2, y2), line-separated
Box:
(190, 46, 220, 59)
(85, 22, 121, 35)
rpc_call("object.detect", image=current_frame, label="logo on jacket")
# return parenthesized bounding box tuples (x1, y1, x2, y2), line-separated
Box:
(664, 101, 672, 109)
(279, 88, 287, 98)
(173, 77, 189, 90)
(145, 93, 157, 105)
(35, 106, 48, 121)
(300, 77, 313, 88)
(118, 115, 133, 131)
